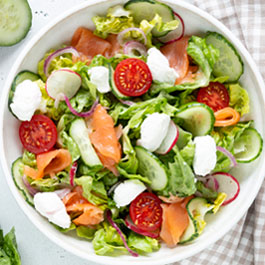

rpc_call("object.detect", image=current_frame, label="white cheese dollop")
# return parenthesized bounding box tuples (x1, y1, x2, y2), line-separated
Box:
(34, 192, 71, 229)
(88, 66, 111, 93)
(113, 179, 146, 208)
(193, 135, 217, 176)
(138, 113, 170, 152)
(10, 79, 42, 121)
(147, 47, 179, 84)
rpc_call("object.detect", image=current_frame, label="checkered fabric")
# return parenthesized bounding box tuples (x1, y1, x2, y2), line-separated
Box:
(1, 0, 263, 264)
(173, 1, 265, 264)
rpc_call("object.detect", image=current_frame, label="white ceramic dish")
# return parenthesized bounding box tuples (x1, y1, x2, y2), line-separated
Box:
(1, 0, 265, 264)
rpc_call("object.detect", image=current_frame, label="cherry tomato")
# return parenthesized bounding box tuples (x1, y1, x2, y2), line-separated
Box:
(114, 58, 152, 97)
(197, 82, 229, 112)
(19, 114, 57, 154)
(129, 192, 162, 232)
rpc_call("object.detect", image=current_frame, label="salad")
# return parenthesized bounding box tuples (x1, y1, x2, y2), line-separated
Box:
(8, 0, 263, 257)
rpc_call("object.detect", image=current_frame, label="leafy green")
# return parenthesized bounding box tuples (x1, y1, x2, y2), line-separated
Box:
(127, 232, 160, 254)
(0, 228, 21, 265)
(117, 166, 151, 184)
(150, 35, 219, 94)
(229, 83, 250, 116)
(159, 146, 196, 197)
(92, 6, 135, 39)
(176, 126, 193, 150)
(92, 222, 127, 256)
(179, 140, 195, 167)
(22, 151, 36, 168)
(196, 181, 218, 201)
(75, 176, 108, 205)
(59, 131, 80, 161)
(76, 226, 97, 240)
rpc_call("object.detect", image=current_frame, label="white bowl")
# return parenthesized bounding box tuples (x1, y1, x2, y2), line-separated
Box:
(1, 0, 265, 264)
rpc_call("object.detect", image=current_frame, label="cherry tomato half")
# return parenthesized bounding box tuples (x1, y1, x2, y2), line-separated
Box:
(114, 58, 152, 97)
(129, 192, 162, 232)
(197, 82, 229, 112)
(19, 114, 57, 154)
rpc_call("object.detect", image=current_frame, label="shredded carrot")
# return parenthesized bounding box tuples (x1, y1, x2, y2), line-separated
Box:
(214, 107, 240, 127)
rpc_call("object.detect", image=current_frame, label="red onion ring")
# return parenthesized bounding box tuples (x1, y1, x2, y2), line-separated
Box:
(205, 177, 219, 191)
(158, 12, 185, 44)
(106, 210, 138, 257)
(125, 216, 159, 239)
(119, 99, 135, 106)
(216, 146, 237, 168)
(64, 95, 98, 117)
(44, 46, 80, 77)
(54, 188, 71, 199)
(123, 41, 147, 56)
(22, 175, 38, 196)
(69, 161, 78, 187)
(117, 27, 147, 46)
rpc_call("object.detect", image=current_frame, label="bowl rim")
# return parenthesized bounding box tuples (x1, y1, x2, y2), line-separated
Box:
(1, 0, 265, 264)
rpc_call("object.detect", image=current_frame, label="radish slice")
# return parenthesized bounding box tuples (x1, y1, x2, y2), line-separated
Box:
(69, 161, 78, 186)
(155, 121, 179, 154)
(123, 41, 147, 56)
(211, 172, 240, 205)
(117, 27, 147, 46)
(158, 12, 185, 44)
(45, 69, 81, 100)
(125, 216, 159, 239)
(64, 96, 98, 118)
(44, 46, 80, 77)
(205, 177, 219, 191)
(106, 210, 138, 257)
(216, 146, 237, 168)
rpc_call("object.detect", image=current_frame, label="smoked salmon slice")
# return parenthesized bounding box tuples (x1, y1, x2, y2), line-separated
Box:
(106, 34, 122, 57)
(90, 104, 121, 165)
(63, 186, 104, 226)
(71, 27, 111, 59)
(24, 149, 72, 180)
(160, 199, 190, 247)
(161, 36, 190, 85)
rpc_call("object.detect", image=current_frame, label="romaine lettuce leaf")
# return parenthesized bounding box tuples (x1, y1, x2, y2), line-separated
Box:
(0, 228, 21, 265)
(158, 146, 196, 197)
(59, 131, 80, 161)
(75, 176, 108, 205)
(196, 181, 218, 201)
(127, 232, 160, 254)
(92, 222, 127, 256)
(76, 226, 97, 240)
(229, 83, 250, 116)
(117, 166, 150, 184)
(22, 151, 36, 168)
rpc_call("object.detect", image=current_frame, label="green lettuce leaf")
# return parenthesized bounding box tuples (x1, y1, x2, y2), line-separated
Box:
(75, 176, 108, 205)
(229, 83, 250, 116)
(22, 151, 36, 168)
(150, 35, 219, 94)
(92, 6, 135, 39)
(59, 131, 80, 161)
(196, 181, 218, 201)
(0, 228, 21, 265)
(76, 226, 97, 240)
(117, 166, 151, 184)
(92, 222, 127, 256)
(159, 146, 196, 197)
(127, 232, 160, 254)
(179, 140, 195, 167)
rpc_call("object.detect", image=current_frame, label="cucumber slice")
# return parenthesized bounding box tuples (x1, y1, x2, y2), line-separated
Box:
(179, 197, 213, 244)
(206, 32, 244, 83)
(0, 0, 32, 46)
(234, 128, 263, 163)
(176, 103, 215, 137)
(135, 146, 168, 191)
(8, 70, 40, 118)
(69, 119, 102, 168)
(124, 0, 174, 37)
(108, 65, 130, 100)
(12, 157, 34, 207)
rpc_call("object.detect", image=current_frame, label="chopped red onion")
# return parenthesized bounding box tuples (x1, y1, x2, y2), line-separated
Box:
(64, 96, 99, 117)
(158, 12, 185, 44)
(123, 41, 147, 56)
(106, 210, 138, 257)
(205, 177, 219, 191)
(125, 216, 159, 239)
(22, 175, 38, 196)
(44, 46, 80, 77)
(119, 99, 135, 106)
(216, 146, 237, 168)
(69, 161, 78, 187)
(117, 27, 147, 46)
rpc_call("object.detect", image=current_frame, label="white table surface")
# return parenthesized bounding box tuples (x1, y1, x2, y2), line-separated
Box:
(0, 0, 192, 264)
